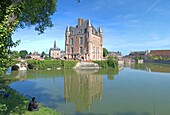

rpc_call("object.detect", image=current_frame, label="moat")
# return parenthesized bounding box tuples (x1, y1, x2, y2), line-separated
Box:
(6, 63, 170, 115)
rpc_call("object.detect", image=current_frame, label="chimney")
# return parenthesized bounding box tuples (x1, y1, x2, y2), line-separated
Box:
(78, 18, 84, 27)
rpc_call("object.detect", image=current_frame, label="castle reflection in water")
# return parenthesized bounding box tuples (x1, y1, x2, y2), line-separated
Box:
(64, 70, 102, 111)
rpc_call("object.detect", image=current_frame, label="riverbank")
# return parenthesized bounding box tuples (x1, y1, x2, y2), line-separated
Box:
(0, 77, 60, 115)
(144, 60, 170, 64)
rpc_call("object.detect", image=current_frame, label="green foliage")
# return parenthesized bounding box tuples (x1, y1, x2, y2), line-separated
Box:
(107, 56, 117, 68)
(135, 55, 139, 61)
(93, 60, 108, 68)
(96, 68, 119, 80)
(139, 55, 142, 60)
(10, 50, 19, 59)
(41, 51, 46, 57)
(63, 60, 78, 69)
(148, 55, 170, 60)
(27, 60, 78, 69)
(0, 1, 23, 72)
(93, 58, 118, 68)
(19, 50, 28, 58)
(0, 69, 3, 76)
(44, 57, 52, 60)
(0, 77, 60, 115)
(0, 0, 57, 72)
(29, 52, 32, 55)
(18, 0, 57, 34)
(103, 48, 108, 57)
(27, 60, 62, 69)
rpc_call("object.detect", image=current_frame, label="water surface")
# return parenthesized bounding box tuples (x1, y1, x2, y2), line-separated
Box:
(8, 63, 170, 115)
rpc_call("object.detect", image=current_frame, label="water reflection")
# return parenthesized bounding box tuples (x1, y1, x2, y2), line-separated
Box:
(128, 63, 170, 73)
(8, 63, 170, 114)
(6, 67, 12, 75)
(15, 70, 27, 81)
(64, 69, 102, 112)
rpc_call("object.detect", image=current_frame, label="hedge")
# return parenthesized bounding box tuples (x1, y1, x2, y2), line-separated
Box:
(27, 60, 78, 70)
(93, 60, 118, 68)
(63, 60, 78, 69)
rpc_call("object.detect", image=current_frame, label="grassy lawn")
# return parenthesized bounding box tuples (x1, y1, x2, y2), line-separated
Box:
(0, 77, 61, 115)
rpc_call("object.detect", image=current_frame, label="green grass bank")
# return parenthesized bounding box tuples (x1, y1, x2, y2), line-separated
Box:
(0, 77, 61, 115)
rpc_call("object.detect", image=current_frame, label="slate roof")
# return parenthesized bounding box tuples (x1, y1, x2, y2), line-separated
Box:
(50, 48, 60, 51)
(68, 20, 99, 36)
(129, 51, 146, 55)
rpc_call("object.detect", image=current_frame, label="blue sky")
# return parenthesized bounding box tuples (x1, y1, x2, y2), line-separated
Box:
(12, 0, 170, 55)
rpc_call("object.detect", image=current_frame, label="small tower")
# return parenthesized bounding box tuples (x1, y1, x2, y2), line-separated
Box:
(65, 26, 70, 45)
(54, 40, 56, 49)
(87, 20, 92, 42)
(98, 26, 103, 45)
(65, 26, 70, 55)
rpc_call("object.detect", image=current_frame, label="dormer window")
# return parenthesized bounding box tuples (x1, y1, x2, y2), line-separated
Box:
(71, 31, 73, 35)
(70, 38, 74, 45)
(84, 29, 87, 33)
(79, 29, 82, 33)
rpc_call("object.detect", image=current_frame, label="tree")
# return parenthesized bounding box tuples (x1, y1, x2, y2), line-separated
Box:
(0, 0, 57, 72)
(29, 52, 32, 55)
(11, 50, 19, 59)
(103, 48, 108, 57)
(19, 50, 28, 58)
(41, 51, 46, 58)
(139, 55, 142, 60)
(135, 55, 139, 61)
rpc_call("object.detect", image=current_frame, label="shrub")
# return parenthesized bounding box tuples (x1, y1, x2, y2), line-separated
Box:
(27, 60, 78, 70)
(63, 60, 78, 69)
(93, 59, 118, 68)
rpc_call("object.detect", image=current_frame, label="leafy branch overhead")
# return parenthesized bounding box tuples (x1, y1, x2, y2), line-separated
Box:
(0, 0, 57, 73)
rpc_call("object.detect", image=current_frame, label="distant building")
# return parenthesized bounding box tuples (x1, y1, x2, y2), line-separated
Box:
(31, 52, 41, 60)
(65, 18, 103, 60)
(108, 51, 122, 58)
(150, 50, 170, 58)
(25, 51, 40, 60)
(49, 41, 60, 59)
(127, 50, 148, 59)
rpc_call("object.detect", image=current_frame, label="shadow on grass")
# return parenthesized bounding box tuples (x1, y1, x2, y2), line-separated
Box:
(0, 85, 29, 115)
(0, 77, 60, 115)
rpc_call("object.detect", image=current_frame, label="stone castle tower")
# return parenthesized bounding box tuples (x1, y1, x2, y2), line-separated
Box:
(65, 18, 103, 60)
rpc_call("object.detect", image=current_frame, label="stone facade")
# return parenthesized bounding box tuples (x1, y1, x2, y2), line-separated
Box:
(65, 18, 103, 61)
(49, 41, 60, 59)
(150, 50, 170, 58)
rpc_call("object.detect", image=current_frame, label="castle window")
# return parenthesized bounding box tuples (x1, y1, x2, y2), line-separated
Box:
(84, 29, 87, 33)
(80, 37, 83, 45)
(71, 47, 74, 54)
(80, 47, 83, 54)
(71, 31, 73, 35)
(70, 38, 74, 45)
(79, 29, 82, 33)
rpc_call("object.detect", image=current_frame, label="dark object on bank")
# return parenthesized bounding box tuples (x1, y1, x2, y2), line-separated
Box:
(28, 97, 39, 111)
(4, 93, 10, 98)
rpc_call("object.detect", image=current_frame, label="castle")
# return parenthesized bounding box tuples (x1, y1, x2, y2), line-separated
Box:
(65, 18, 103, 61)
(49, 41, 60, 59)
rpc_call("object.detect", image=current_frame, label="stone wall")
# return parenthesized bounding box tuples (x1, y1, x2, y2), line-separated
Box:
(144, 60, 170, 64)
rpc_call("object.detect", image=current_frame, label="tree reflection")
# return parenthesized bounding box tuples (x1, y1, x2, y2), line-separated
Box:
(96, 68, 119, 80)
(130, 63, 170, 73)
